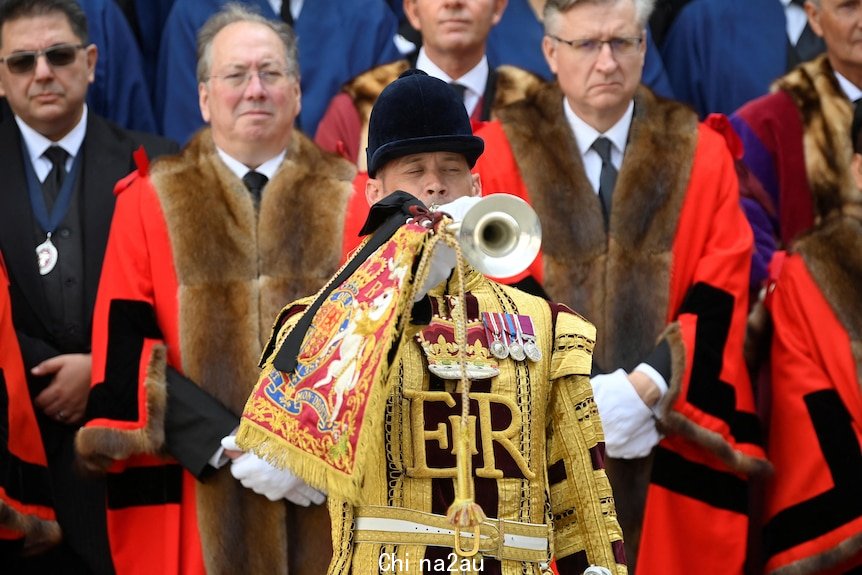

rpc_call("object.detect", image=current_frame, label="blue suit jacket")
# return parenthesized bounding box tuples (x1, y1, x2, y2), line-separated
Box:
(155, 0, 402, 143)
(79, 0, 157, 133)
(661, 0, 790, 117)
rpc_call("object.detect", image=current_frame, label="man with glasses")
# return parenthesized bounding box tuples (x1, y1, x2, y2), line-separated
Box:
(474, 0, 767, 572)
(74, 4, 352, 575)
(0, 0, 175, 572)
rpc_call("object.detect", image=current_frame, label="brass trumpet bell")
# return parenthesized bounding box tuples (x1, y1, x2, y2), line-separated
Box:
(448, 194, 542, 278)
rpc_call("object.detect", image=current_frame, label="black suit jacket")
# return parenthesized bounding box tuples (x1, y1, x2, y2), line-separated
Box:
(0, 111, 177, 378)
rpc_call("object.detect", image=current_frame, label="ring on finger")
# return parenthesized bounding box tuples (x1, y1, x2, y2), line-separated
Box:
(57, 411, 66, 420)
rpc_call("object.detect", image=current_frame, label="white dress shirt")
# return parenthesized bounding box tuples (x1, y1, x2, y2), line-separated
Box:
(216, 147, 287, 184)
(416, 48, 489, 118)
(779, 0, 808, 45)
(16, 106, 88, 182)
(268, 0, 303, 20)
(563, 98, 633, 196)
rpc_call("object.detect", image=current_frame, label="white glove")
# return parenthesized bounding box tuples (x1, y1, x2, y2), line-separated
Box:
(591, 369, 662, 459)
(414, 196, 483, 301)
(437, 195, 482, 223)
(221, 436, 325, 506)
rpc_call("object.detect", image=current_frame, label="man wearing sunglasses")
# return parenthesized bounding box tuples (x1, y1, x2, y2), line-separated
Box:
(473, 0, 767, 573)
(0, 0, 176, 573)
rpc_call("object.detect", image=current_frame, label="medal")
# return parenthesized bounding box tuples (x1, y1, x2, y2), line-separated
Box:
(518, 315, 542, 362)
(505, 313, 526, 362)
(523, 337, 542, 362)
(36, 232, 58, 276)
(482, 312, 509, 359)
(523, 338, 542, 362)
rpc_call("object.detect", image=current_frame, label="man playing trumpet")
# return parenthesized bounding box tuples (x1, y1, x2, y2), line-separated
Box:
(232, 70, 627, 574)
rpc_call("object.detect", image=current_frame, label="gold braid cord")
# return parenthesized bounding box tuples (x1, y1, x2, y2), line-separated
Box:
(412, 217, 488, 556)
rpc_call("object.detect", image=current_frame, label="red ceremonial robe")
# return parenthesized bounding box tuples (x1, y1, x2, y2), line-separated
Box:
(75, 130, 352, 575)
(0, 254, 59, 553)
(764, 214, 862, 574)
(473, 83, 768, 574)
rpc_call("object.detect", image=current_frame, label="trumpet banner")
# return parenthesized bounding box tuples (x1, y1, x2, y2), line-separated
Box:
(236, 222, 430, 504)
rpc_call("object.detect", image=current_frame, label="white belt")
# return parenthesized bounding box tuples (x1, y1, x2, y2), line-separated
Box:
(353, 505, 550, 563)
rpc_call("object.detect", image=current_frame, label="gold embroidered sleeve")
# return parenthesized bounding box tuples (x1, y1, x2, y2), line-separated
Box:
(546, 312, 626, 573)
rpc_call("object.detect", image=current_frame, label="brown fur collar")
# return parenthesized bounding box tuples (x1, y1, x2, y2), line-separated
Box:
(497, 83, 697, 373)
(152, 128, 353, 412)
(796, 214, 862, 345)
(774, 55, 857, 218)
(151, 129, 350, 574)
(343, 61, 543, 171)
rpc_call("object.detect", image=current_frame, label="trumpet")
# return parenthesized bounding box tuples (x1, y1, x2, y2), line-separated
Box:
(446, 194, 542, 278)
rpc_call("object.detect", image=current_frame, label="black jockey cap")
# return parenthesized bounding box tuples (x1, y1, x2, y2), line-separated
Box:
(366, 69, 484, 177)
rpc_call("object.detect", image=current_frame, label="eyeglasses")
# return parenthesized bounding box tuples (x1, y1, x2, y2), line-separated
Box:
(208, 69, 290, 90)
(548, 35, 643, 58)
(0, 43, 85, 74)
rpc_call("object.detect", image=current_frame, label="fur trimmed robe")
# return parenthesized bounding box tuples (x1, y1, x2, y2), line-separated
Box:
(76, 128, 353, 575)
(475, 83, 768, 573)
(764, 212, 862, 574)
(731, 55, 856, 279)
(0, 260, 59, 555)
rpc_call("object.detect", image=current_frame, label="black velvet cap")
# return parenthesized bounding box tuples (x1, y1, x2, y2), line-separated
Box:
(366, 69, 485, 177)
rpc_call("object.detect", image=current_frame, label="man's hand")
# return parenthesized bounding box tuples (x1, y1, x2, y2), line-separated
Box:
(628, 369, 662, 407)
(591, 369, 661, 459)
(32, 353, 92, 424)
(413, 196, 484, 301)
(221, 436, 326, 506)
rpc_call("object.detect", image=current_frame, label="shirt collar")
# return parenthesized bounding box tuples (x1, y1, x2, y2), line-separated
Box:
(16, 104, 88, 165)
(563, 98, 634, 158)
(216, 146, 287, 181)
(269, 0, 303, 19)
(415, 47, 489, 100)
(834, 70, 862, 103)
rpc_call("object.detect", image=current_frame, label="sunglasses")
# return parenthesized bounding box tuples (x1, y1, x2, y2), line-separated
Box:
(0, 43, 85, 74)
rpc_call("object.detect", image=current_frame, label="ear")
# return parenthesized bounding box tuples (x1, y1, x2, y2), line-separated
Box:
(470, 172, 482, 197)
(852, 153, 862, 191)
(199, 81, 211, 123)
(85, 43, 97, 84)
(542, 34, 558, 76)
(805, 1, 823, 38)
(291, 76, 302, 116)
(403, 0, 421, 32)
(491, 0, 509, 26)
(365, 174, 385, 207)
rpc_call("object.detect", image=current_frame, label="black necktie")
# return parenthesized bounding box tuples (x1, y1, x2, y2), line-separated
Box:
(242, 171, 268, 203)
(42, 146, 68, 209)
(449, 82, 467, 102)
(280, 0, 294, 26)
(592, 137, 617, 226)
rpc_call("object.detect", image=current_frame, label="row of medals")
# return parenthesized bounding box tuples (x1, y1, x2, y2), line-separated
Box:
(483, 312, 542, 363)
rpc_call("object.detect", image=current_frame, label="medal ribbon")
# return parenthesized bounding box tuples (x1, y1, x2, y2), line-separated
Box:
(20, 139, 83, 236)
